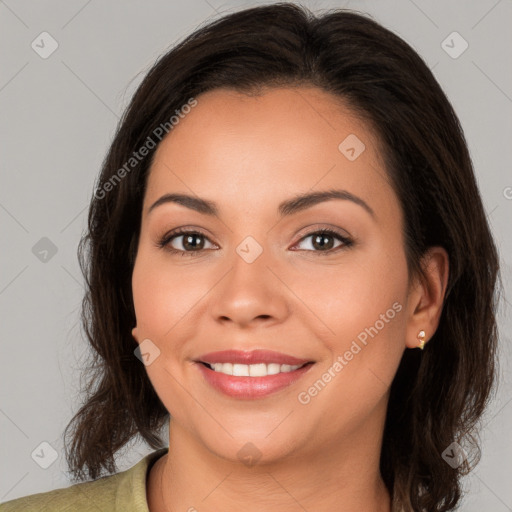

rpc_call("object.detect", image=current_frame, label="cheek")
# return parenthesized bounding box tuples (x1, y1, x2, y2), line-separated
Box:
(307, 241, 408, 385)
(131, 251, 200, 417)
(294, 259, 407, 440)
(131, 245, 202, 342)
(301, 244, 407, 341)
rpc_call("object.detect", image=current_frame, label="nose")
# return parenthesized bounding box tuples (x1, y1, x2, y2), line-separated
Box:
(208, 244, 290, 329)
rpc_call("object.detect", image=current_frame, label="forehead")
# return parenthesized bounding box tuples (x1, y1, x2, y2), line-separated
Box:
(144, 87, 396, 220)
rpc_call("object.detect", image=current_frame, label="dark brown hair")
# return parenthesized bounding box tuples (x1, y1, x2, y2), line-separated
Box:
(63, 4, 501, 511)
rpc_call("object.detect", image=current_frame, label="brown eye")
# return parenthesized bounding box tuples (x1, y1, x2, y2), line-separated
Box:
(158, 230, 215, 256)
(294, 229, 353, 255)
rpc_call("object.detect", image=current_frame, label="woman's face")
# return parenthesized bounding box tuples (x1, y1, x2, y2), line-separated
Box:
(132, 86, 413, 464)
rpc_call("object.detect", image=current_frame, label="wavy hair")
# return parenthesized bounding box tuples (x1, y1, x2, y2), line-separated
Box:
(63, 4, 501, 511)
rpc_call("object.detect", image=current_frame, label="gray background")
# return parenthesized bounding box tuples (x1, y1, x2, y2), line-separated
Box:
(1, 0, 511, 509)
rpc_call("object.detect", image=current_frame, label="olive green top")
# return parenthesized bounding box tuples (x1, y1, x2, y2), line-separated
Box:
(1, 447, 404, 511)
(0, 448, 169, 511)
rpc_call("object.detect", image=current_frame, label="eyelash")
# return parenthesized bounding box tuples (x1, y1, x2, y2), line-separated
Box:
(157, 227, 354, 257)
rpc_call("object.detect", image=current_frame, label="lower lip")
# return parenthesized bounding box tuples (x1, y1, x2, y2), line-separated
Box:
(195, 362, 314, 399)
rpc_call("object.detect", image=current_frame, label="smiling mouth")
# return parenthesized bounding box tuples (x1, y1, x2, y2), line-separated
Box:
(199, 361, 313, 377)
(195, 350, 316, 399)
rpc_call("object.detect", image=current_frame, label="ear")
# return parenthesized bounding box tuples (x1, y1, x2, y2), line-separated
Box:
(404, 246, 449, 349)
(132, 326, 141, 345)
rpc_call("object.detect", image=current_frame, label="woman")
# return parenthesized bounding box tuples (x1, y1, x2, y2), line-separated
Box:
(1, 3, 500, 511)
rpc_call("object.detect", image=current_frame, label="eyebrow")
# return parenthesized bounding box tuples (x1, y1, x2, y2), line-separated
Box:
(147, 189, 375, 219)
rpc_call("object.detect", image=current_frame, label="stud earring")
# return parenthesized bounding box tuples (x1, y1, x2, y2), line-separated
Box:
(418, 330, 426, 350)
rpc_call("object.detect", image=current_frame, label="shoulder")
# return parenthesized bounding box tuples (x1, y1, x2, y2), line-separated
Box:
(0, 448, 168, 512)
(0, 473, 120, 512)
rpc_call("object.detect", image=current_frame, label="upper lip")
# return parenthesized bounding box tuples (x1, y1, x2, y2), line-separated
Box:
(196, 349, 313, 366)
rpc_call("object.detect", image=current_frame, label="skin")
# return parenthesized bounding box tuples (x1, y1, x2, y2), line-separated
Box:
(131, 87, 449, 512)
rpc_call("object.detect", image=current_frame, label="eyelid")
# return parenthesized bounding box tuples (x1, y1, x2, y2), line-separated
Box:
(293, 223, 352, 242)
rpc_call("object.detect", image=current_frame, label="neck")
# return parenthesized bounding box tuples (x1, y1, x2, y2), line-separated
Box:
(148, 410, 392, 512)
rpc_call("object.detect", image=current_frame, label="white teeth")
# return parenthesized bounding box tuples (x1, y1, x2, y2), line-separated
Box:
(249, 363, 267, 377)
(267, 363, 281, 375)
(232, 363, 249, 376)
(209, 362, 302, 376)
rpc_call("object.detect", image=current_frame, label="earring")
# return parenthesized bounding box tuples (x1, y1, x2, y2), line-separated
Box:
(418, 330, 426, 350)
